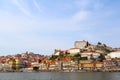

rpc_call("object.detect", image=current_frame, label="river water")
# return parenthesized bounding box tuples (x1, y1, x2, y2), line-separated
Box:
(0, 72, 120, 80)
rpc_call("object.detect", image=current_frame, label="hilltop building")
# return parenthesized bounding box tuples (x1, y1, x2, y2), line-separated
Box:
(74, 40, 89, 49)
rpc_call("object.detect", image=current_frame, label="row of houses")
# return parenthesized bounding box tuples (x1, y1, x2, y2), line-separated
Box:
(0, 53, 119, 72)
(0, 52, 47, 71)
(0, 40, 120, 72)
(51, 40, 120, 71)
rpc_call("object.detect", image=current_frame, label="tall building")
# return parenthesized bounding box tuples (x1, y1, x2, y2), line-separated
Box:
(74, 40, 89, 49)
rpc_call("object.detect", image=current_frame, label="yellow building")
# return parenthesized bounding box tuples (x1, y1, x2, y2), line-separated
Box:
(15, 58, 19, 71)
(9, 59, 16, 71)
(83, 63, 94, 68)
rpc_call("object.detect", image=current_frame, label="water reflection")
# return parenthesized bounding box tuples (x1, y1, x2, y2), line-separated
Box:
(0, 72, 120, 80)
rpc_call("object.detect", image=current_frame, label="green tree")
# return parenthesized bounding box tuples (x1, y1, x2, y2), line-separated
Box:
(49, 55, 58, 61)
(65, 52, 70, 56)
(103, 44, 107, 47)
(97, 42, 102, 45)
(98, 54, 105, 62)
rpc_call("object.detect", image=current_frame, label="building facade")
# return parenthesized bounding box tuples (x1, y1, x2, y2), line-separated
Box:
(74, 40, 89, 49)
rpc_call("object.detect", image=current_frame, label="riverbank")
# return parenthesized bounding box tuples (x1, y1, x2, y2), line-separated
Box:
(0, 69, 120, 73)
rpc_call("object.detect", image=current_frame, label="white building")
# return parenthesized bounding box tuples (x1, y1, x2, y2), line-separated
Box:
(81, 52, 100, 59)
(107, 52, 120, 58)
(67, 48, 80, 55)
(54, 52, 60, 56)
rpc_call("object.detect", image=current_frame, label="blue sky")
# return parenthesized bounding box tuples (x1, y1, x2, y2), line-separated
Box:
(0, 0, 120, 55)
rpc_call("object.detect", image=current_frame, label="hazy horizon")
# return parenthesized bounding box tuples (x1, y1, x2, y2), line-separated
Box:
(0, 0, 120, 55)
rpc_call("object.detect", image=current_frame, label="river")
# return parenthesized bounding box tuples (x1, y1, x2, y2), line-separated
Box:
(0, 72, 120, 80)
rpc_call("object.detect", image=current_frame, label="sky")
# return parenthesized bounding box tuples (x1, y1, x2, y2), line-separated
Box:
(0, 0, 120, 55)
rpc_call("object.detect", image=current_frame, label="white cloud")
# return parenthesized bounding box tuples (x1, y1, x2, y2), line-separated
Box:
(33, 0, 41, 12)
(75, 0, 103, 10)
(11, 0, 32, 17)
(75, 0, 91, 9)
(0, 14, 29, 33)
(72, 10, 91, 22)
